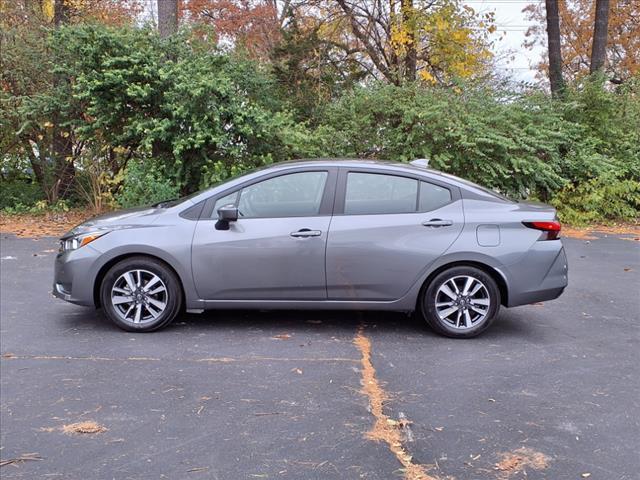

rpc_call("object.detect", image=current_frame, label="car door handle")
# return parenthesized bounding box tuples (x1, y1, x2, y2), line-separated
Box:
(421, 219, 453, 227)
(290, 229, 322, 238)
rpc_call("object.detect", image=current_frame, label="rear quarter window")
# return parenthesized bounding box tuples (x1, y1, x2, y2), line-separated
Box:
(419, 181, 451, 211)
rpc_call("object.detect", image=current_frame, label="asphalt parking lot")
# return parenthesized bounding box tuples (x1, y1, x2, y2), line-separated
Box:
(1, 233, 639, 480)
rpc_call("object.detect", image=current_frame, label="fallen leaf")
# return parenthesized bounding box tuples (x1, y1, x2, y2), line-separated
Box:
(272, 334, 291, 340)
(61, 421, 107, 435)
(581, 474, 591, 478)
(291, 368, 302, 375)
(623, 268, 632, 272)
(495, 447, 549, 478)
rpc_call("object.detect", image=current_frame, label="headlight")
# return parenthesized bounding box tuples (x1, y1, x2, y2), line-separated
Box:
(59, 231, 108, 252)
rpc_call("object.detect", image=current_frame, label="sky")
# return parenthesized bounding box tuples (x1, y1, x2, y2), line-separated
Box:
(462, 0, 545, 83)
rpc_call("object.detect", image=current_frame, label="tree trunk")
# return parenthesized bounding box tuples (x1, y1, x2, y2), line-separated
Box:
(158, 0, 179, 38)
(545, 0, 564, 97)
(51, 127, 76, 201)
(51, 0, 75, 201)
(590, 0, 610, 73)
(402, 0, 417, 82)
(53, 0, 69, 26)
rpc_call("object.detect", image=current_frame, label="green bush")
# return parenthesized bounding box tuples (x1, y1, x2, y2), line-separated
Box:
(115, 160, 181, 209)
(315, 83, 571, 199)
(552, 173, 640, 225)
(0, 179, 44, 211)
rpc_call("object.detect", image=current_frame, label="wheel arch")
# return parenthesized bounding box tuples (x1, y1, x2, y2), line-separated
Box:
(93, 253, 186, 309)
(418, 260, 509, 309)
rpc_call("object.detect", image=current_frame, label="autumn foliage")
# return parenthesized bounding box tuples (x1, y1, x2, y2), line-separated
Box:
(180, 0, 281, 58)
(524, 0, 640, 83)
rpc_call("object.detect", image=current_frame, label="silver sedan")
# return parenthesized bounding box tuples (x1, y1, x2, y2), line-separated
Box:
(53, 159, 568, 337)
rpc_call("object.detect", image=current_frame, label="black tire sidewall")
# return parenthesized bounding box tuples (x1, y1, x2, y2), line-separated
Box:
(100, 257, 182, 332)
(422, 266, 500, 338)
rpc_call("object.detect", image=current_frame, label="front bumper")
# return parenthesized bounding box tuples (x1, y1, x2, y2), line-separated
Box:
(52, 245, 102, 306)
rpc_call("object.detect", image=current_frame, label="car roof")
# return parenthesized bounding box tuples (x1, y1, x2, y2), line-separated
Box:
(269, 158, 437, 175)
(268, 158, 468, 184)
(180, 158, 512, 207)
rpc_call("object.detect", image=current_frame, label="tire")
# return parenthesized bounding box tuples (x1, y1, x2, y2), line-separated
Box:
(420, 266, 500, 338)
(100, 256, 182, 332)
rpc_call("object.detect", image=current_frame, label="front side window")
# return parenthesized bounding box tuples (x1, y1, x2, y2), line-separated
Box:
(213, 171, 328, 218)
(344, 173, 418, 215)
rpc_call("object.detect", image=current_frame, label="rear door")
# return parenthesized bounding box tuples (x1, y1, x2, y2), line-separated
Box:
(191, 168, 337, 300)
(326, 168, 464, 301)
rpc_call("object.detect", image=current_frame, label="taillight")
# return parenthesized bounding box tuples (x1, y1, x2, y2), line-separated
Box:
(523, 221, 561, 240)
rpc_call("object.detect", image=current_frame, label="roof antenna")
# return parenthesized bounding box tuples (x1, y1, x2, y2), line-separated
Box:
(410, 158, 430, 168)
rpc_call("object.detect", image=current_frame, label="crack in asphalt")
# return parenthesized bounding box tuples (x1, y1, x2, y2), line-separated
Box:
(353, 323, 441, 480)
(1, 354, 359, 364)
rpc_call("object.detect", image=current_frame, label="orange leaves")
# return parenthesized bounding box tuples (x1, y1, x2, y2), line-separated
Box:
(181, 0, 281, 59)
(524, 0, 640, 81)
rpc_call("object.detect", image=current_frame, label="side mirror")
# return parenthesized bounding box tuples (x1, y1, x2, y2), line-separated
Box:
(215, 204, 238, 230)
(217, 205, 238, 222)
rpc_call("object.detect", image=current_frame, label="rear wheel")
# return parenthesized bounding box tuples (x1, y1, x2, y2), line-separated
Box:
(100, 257, 182, 332)
(421, 266, 500, 338)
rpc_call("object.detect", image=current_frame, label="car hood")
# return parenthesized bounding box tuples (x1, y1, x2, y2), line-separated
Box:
(62, 206, 163, 239)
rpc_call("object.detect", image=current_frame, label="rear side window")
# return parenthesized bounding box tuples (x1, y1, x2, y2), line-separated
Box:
(419, 181, 451, 211)
(345, 173, 418, 215)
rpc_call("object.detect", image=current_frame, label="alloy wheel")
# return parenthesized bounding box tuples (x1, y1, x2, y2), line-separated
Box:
(435, 275, 490, 330)
(110, 269, 168, 325)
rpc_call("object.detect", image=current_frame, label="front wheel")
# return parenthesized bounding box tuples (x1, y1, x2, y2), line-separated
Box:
(421, 266, 500, 338)
(100, 257, 182, 332)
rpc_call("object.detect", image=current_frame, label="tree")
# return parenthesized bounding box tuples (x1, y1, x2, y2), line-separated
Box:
(545, 0, 564, 97)
(0, 0, 140, 203)
(328, 0, 495, 85)
(180, 0, 283, 59)
(180, 0, 494, 85)
(590, 0, 610, 73)
(158, 0, 179, 38)
(525, 0, 640, 84)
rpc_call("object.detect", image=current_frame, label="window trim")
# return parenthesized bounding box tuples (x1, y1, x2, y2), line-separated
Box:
(200, 167, 338, 220)
(334, 167, 458, 216)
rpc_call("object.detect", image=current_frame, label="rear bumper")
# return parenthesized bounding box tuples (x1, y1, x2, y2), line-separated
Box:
(502, 241, 568, 307)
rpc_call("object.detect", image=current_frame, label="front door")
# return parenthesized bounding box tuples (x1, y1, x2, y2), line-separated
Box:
(326, 170, 464, 301)
(191, 169, 335, 300)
